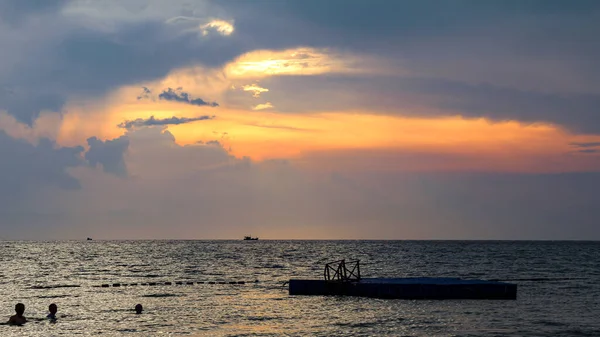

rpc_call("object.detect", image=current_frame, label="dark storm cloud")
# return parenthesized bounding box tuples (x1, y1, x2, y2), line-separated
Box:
(217, 0, 600, 55)
(408, 79, 600, 133)
(217, 0, 600, 130)
(158, 88, 219, 107)
(0, 129, 130, 200)
(117, 115, 214, 129)
(0, 2, 241, 124)
(52, 24, 239, 91)
(0, 87, 66, 126)
(0, 130, 84, 196)
(3, 0, 599, 132)
(261, 75, 600, 133)
(0, 0, 67, 24)
(85, 136, 129, 176)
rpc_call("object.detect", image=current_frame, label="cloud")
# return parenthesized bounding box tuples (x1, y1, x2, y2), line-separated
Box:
(224, 47, 369, 79)
(0, 123, 131, 230)
(158, 88, 219, 107)
(220, 0, 600, 92)
(5, 126, 600, 240)
(2, 0, 600, 242)
(0, 130, 83, 190)
(165, 16, 235, 37)
(242, 84, 269, 98)
(0, 0, 67, 24)
(198, 139, 223, 147)
(256, 74, 600, 133)
(0, 86, 66, 126)
(0, 110, 63, 144)
(244, 122, 310, 132)
(85, 136, 129, 176)
(570, 142, 600, 148)
(252, 102, 273, 110)
(117, 115, 215, 129)
(1, 0, 599, 136)
(0, 1, 239, 124)
(136, 87, 153, 101)
(199, 19, 235, 36)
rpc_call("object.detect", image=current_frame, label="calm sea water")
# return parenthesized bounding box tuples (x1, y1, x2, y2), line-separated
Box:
(0, 240, 598, 336)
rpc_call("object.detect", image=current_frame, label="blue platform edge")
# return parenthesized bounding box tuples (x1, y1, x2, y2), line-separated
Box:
(289, 277, 517, 300)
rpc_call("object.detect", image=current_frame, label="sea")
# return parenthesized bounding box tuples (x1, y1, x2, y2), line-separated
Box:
(0, 240, 598, 336)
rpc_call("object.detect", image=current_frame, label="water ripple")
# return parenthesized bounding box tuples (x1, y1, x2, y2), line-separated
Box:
(0, 240, 597, 336)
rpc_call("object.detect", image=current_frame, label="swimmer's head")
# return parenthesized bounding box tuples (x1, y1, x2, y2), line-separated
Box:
(135, 304, 143, 314)
(49, 303, 57, 314)
(15, 303, 25, 316)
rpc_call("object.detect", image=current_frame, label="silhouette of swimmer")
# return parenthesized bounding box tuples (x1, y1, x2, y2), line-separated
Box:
(134, 304, 143, 314)
(47, 303, 57, 320)
(8, 303, 27, 325)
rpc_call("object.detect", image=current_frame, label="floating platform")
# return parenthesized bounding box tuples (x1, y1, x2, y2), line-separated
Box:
(289, 277, 517, 300)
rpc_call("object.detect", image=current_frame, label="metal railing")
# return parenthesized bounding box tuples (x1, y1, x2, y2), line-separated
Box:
(324, 259, 361, 282)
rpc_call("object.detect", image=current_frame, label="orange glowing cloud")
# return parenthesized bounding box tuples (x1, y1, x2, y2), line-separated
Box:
(53, 90, 600, 174)
(46, 47, 600, 174)
(223, 47, 388, 79)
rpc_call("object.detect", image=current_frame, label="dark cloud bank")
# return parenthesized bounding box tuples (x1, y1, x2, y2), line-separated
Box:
(220, 0, 600, 132)
(2, 0, 599, 132)
(264, 75, 600, 133)
(0, 3, 235, 125)
(0, 130, 128, 200)
(158, 88, 219, 107)
(137, 87, 219, 107)
(118, 115, 214, 129)
(85, 136, 129, 176)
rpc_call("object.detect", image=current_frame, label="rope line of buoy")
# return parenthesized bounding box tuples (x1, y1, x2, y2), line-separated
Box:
(95, 280, 255, 288)
(29, 280, 259, 289)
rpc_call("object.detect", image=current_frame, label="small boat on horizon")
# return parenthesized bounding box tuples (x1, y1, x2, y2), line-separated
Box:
(243, 236, 258, 241)
(87, 237, 93, 241)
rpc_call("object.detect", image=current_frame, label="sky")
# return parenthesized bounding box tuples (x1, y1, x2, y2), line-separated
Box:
(1, 0, 600, 240)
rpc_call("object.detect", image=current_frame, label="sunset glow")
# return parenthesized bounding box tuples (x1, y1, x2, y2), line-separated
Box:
(2, 0, 600, 241)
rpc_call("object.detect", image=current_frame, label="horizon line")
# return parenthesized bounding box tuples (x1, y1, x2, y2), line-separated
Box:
(1, 238, 599, 242)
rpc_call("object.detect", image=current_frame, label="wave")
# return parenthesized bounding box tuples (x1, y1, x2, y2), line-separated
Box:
(37, 294, 78, 299)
